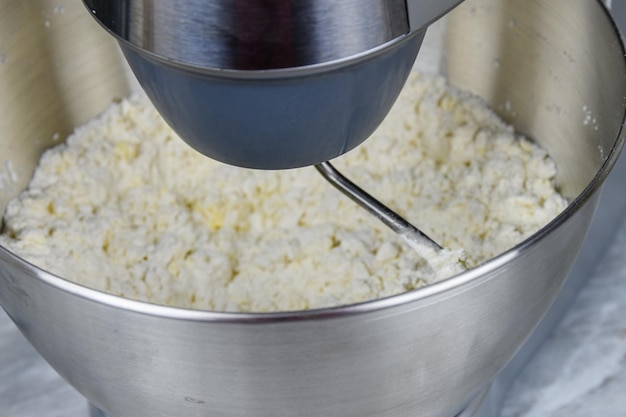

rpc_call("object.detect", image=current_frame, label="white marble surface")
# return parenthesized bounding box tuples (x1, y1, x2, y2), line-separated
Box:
(0, 310, 88, 416)
(501, 213, 626, 417)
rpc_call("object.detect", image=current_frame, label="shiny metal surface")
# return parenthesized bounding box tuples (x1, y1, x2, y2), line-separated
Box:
(82, 0, 464, 169)
(0, 1, 625, 417)
(407, 0, 466, 31)
(83, 0, 462, 71)
(118, 32, 425, 169)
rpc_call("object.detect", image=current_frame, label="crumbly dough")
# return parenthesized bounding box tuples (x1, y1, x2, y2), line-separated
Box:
(0, 74, 568, 312)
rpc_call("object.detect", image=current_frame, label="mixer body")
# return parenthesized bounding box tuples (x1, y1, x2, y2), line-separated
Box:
(82, 0, 463, 71)
(82, 0, 464, 169)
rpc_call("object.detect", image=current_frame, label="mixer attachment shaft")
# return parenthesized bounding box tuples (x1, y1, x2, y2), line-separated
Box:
(315, 162, 443, 253)
(315, 162, 469, 275)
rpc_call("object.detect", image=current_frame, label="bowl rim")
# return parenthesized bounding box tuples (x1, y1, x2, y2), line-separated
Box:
(1, 0, 625, 324)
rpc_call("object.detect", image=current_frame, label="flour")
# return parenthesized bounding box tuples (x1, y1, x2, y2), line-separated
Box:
(0, 73, 568, 312)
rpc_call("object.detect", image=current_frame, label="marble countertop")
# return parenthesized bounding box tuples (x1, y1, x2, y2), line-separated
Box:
(500, 213, 626, 417)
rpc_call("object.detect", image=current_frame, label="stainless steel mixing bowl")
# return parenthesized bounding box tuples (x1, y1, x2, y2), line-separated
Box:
(0, 1, 625, 417)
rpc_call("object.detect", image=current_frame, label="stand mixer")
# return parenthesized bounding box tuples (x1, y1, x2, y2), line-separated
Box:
(1, 1, 625, 417)
(82, 0, 464, 169)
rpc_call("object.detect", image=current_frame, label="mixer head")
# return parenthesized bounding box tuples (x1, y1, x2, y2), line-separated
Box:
(83, 0, 463, 169)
